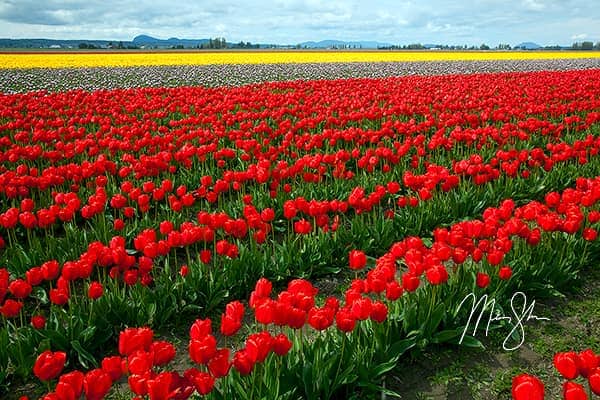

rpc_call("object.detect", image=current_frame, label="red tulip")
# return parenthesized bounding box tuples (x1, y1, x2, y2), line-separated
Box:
(385, 281, 403, 301)
(348, 250, 367, 270)
(186, 369, 214, 395)
(287, 307, 308, 329)
(127, 350, 153, 375)
(225, 300, 245, 319)
(245, 331, 273, 363)
(150, 341, 176, 366)
(511, 373, 544, 400)
(128, 373, 151, 396)
(1, 299, 23, 318)
(499, 266, 513, 280)
(159, 220, 173, 235)
(58, 371, 84, 397)
(188, 335, 217, 365)
(208, 348, 231, 378)
(563, 381, 588, 400)
(31, 314, 46, 329)
(554, 352, 580, 380)
(113, 218, 125, 231)
(287, 279, 318, 297)
(589, 368, 600, 395)
(33, 350, 67, 381)
(476, 272, 490, 288)
(179, 265, 189, 277)
(232, 350, 254, 375)
(582, 227, 598, 241)
(486, 250, 504, 266)
(370, 301, 388, 323)
(273, 333, 293, 356)
(255, 299, 274, 324)
(118, 327, 154, 356)
(576, 349, 598, 378)
(402, 272, 420, 292)
(251, 277, 272, 305)
(189, 318, 212, 340)
(83, 369, 112, 400)
(333, 308, 355, 333)
(220, 315, 242, 338)
(87, 281, 103, 300)
(20, 198, 34, 212)
(199, 249, 212, 264)
(283, 201, 297, 219)
(146, 372, 172, 400)
(41, 260, 60, 281)
(101, 356, 123, 382)
(425, 264, 448, 285)
(308, 307, 333, 330)
(350, 297, 372, 321)
(25, 267, 43, 286)
(9, 279, 32, 299)
(49, 288, 69, 306)
(260, 208, 275, 222)
(55, 381, 76, 400)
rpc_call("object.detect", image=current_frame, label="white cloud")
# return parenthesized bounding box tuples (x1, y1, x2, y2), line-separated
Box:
(523, 0, 546, 11)
(571, 33, 588, 40)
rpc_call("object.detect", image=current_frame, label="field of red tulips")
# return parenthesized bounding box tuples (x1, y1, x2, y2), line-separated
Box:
(2, 68, 600, 399)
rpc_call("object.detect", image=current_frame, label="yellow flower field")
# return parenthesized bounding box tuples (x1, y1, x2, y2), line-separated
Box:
(2, 50, 600, 69)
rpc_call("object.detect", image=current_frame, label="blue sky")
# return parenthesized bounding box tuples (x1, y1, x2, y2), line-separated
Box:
(0, 0, 598, 46)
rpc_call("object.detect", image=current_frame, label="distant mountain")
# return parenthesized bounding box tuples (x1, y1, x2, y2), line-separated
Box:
(0, 38, 116, 48)
(0, 35, 214, 49)
(131, 35, 158, 45)
(298, 39, 392, 49)
(514, 42, 542, 50)
(132, 35, 210, 47)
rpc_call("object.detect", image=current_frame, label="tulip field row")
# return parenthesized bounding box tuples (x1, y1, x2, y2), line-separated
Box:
(1, 58, 599, 94)
(3, 50, 600, 69)
(1, 67, 600, 399)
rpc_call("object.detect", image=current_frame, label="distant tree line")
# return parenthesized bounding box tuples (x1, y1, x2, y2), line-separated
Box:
(79, 42, 139, 49)
(195, 38, 259, 49)
(234, 41, 260, 49)
(380, 42, 600, 51)
(379, 44, 426, 50)
(78, 43, 98, 49)
(198, 37, 227, 49)
(75, 37, 261, 50)
(379, 43, 495, 50)
(571, 41, 600, 50)
(298, 44, 364, 49)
